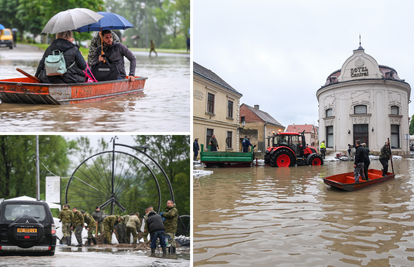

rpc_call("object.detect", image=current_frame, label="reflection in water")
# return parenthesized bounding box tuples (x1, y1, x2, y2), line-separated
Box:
(0, 51, 190, 132)
(194, 159, 414, 266)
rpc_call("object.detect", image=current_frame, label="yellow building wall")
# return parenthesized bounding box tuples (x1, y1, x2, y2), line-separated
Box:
(193, 75, 242, 156)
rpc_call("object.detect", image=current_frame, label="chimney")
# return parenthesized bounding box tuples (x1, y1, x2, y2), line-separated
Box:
(254, 105, 259, 110)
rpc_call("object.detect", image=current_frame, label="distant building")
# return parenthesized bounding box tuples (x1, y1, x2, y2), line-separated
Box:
(239, 104, 285, 152)
(317, 44, 411, 155)
(193, 62, 243, 154)
(285, 124, 318, 147)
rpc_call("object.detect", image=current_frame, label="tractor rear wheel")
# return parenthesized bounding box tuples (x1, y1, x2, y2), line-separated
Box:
(272, 149, 294, 167)
(309, 155, 323, 166)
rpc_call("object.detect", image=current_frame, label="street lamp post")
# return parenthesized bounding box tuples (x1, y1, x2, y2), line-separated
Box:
(140, 2, 148, 50)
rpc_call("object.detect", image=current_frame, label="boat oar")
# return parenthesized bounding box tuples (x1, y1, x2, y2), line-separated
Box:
(388, 137, 394, 174)
(16, 68, 41, 83)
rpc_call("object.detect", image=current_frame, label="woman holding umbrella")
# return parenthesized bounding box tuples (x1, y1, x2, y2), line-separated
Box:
(35, 30, 87, 84)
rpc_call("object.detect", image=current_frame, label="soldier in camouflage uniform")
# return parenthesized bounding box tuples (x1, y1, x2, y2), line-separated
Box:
(379, 141, 391, 176)
(88, 31, 120, 65)
(58, 204, 73, 246)
(126, 212, 141, 245)
(92, 206, 106, 235)
(117, 214, 129, 243)
(143, 208, 150, 242)
(82, 210, 96, 246)
(103, 215, 122, 244)
(72, 207, 84, 247)
(162, 200, 178, 254)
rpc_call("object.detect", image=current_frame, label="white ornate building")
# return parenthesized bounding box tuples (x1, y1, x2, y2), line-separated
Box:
(316, 45, 411, 155)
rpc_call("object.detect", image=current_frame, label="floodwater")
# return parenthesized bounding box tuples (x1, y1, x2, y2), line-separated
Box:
(0, 246, 190, 267)
(194, 158, 414, 266)
(0, 45, 190, 132)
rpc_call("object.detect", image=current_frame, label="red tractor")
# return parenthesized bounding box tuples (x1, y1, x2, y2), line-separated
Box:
(264, 131, 323, 167)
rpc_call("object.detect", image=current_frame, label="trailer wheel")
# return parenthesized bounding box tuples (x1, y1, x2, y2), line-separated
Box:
(272, 149, 293, 167)
(309, 155, 323, 166)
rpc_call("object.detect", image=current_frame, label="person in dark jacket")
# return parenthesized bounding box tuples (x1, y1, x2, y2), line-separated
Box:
(353, 140, 367, 183)
(92, 30, 136, 81)
(209, 135, 219, 151)
(193, 138, 200, 161)
(35, 30, 86, 83)
(146, 211, 166, 254)
(362, 143, 371, 180)
(242, 135, 254, 152)
(379, 141, 391, 176)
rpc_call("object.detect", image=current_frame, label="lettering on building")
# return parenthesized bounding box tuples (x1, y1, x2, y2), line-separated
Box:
(350, 67, 369, 78)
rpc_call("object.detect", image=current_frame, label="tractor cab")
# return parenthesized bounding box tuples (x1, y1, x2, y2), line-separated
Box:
(267, 132, 306, 157)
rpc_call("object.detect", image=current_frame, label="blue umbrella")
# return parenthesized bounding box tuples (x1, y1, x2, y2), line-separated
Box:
(75, 12, 133, 32)
(0, 24, 5, 30)
(11, 28, 18, 32)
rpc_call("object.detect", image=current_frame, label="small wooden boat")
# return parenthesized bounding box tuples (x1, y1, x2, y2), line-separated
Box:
(323, 169, 395, 191)
(0, 76, 147, 105)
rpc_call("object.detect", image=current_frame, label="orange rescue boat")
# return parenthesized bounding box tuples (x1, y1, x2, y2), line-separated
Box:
(323, 169, 395, 191)
(0, 76, 147, 105)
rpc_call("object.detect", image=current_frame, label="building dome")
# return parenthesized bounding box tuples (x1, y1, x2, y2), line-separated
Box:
(316, 46, 411, 156)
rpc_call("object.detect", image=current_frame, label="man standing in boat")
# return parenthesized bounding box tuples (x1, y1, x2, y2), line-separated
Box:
(379, 141, 391, 177)
(92, 30, 136, 81)
(362, 143, 371, 180)
(209, 135, 219, 151)
(353, 140, 368, 182)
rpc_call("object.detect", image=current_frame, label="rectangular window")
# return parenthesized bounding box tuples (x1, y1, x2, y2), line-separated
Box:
(5, 204, 47, 222)
(241, 116, 245, 122)
(354, 105, 367, 114)
(226, 131, 233, 149)
(227, 100, 233, 118)
(353, 124, 369, 147)
(207, 93, 215, 114)
(391, 125, 400, 148)
(206, 128, 214, 149)
(391, 106, 399, 115)
(326, 126, 333, 148)
(326, 109, 333, 117)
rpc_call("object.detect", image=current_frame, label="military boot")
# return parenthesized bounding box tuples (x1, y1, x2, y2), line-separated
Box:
(92, 237, 97, 245)
(162, 247, 167, 255)
(68, 237, 72, 246)
(66, 237, 70, 246)
(171, 247, 176, 254)
(86, 238, 91, 246)
(103, 237, 108, 244)
(151, 248, 155, 254)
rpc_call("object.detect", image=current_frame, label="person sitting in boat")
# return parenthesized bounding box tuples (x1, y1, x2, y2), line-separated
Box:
(35, 30, 86, 84)
(353, 140, 368, 182)
(92, 30, 136, 81)
(87, 30, 120, 66)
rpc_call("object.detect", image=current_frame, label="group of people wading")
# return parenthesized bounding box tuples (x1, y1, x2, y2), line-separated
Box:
(58, 200, 179, 255)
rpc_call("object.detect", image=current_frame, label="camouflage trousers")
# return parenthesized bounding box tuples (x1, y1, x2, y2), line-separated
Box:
(74, 225, 83, 245)
(126, 226, 138, 244)
(165, 232, 176, 248)
(103, 222, 114, 244)
(143, 230, 149, 242)
(97, 221, 104, 234)
(87, 227, 94, 238)
(62, 222, 71, 238)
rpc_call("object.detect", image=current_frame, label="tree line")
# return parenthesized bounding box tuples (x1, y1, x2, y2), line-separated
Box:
(0, 0, 190, 49)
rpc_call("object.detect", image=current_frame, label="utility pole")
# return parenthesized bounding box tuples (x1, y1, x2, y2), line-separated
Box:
(36, 136, 40, 201)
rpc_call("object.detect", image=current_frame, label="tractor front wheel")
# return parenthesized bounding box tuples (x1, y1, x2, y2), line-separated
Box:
(309, 155, 323, 166)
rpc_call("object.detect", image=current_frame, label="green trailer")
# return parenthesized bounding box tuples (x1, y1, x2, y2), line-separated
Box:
(200, 144, 255, 167)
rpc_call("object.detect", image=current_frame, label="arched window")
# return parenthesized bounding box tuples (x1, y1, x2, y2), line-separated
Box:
(391, 106, 399, 115)
(326, 109, 333, 117)
(354, 105, 367, 114)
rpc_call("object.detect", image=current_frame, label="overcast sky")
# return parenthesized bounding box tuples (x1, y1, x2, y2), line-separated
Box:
(193, 0, 414, 128)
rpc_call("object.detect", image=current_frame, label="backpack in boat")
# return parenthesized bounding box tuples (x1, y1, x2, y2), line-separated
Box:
(45, 50, 75, 76)
(91, 60, 119, 81)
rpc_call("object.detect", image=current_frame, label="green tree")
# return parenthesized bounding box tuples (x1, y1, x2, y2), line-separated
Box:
(410, 115, 414, 135)
(132, 135, 190, 216)
(0, 135, 77, 199)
